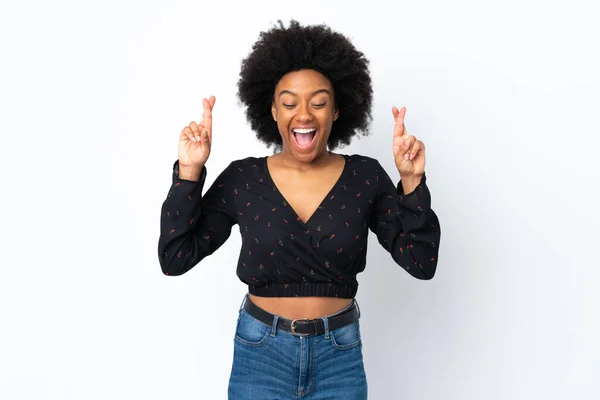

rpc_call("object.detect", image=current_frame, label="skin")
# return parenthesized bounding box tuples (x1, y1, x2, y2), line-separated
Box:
(177, 69, 426, 320)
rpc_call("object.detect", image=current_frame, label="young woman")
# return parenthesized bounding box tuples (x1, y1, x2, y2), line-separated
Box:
(158, 20, 441, 399)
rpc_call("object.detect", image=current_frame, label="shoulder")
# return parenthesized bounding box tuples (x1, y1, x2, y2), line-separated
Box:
(220, 156, 268, 179)
(342, 153, 394, 186)
(229, 156, 266, 170)
(342, 153, 385, 171)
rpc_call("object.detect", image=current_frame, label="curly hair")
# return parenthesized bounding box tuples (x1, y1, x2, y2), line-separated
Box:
(237, 20, 373, 150)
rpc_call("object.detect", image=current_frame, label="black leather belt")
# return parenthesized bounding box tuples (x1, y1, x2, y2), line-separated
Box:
(242, 295, 360, 337)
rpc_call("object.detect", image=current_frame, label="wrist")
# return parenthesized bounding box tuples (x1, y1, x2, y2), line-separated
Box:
(399, 174, 423, 195)
(178, 163, 204, 181)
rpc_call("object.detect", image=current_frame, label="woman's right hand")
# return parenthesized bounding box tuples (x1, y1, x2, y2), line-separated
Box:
(178, 96, 216, 170)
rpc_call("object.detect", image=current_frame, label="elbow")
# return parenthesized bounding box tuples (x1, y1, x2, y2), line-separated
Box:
(409, 245, 439, 280)
(409, 267, 436, 280)
(159, 260, 187, 276)
(415, 259, 438, 280)
(158, 251, 199, 277)
(418, 268, 436, 280)
(396, 248, 438, 280)
(161, 266, 185, 276)
(407, 258, 438, 280)
(158, 238, 207, 276)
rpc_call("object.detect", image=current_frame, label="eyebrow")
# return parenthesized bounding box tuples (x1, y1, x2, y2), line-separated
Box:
(278, 89, 331, 97)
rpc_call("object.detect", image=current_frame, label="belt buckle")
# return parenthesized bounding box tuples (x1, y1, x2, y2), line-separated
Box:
(290, 318, 311, 337)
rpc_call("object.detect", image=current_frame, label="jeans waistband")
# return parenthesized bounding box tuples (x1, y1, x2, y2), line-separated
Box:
(238, 293, 360, 337)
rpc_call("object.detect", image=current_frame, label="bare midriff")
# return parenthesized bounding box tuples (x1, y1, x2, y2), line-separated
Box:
(248, 294, 353, 320)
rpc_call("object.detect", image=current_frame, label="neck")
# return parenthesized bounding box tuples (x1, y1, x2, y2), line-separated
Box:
(278, 147, 332, 170)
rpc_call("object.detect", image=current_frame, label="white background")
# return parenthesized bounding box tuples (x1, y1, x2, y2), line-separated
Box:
(1, 0, 599, 398)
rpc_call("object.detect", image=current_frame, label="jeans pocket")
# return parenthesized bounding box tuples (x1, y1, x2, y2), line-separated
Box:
(329, 320, 362, 350)
(234, 309, 271, 346)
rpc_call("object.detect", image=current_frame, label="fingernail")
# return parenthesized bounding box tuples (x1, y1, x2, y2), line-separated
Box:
(196, 136, 200, 141)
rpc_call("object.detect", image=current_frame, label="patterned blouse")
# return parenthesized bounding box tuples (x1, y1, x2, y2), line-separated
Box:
(158, 154, 441, 298)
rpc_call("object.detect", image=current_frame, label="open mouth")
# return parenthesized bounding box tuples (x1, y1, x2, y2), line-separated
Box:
(292, 128, 317, 150)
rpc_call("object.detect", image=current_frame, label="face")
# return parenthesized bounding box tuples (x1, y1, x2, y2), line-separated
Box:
(271, 69, 339, 163)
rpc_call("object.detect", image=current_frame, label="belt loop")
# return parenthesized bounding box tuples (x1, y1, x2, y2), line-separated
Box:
(239, 293, 248, 312)
(320, 316, 330, 339)
(270, 315, 279, 337)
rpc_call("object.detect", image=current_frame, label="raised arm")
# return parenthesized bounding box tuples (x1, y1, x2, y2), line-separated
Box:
(369, 105, 441, 279)
(157, 96, 238, 275)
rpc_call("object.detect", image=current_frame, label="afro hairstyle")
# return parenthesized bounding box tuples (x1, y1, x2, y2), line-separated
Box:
(237, 20, 373, 150)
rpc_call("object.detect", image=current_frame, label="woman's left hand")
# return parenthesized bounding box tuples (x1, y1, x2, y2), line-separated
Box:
(392, 106, 426, 178)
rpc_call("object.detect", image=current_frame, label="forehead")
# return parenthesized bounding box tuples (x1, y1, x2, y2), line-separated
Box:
(275, 69, 333, 94)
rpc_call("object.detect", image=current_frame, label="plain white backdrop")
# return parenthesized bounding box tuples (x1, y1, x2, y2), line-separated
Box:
(1, 0, 598, 398)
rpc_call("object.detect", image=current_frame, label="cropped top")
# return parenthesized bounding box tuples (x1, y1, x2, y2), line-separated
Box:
(158, 154, 441, 298)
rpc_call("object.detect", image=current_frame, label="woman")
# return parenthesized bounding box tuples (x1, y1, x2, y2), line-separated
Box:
(158, 20, 441, 399)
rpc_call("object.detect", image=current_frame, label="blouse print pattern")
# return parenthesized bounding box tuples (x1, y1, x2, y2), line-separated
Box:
(158, 154, 441, 298)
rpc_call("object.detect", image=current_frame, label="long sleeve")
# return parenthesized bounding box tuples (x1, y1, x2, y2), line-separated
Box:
(369, 163, 441, 279)
(158, 160, 238, 276)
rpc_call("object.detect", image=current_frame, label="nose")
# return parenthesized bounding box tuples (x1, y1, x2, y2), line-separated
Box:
(297, 102, 313, 122)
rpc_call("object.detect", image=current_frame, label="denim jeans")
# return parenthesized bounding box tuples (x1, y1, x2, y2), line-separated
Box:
(227, 294, 368, 399)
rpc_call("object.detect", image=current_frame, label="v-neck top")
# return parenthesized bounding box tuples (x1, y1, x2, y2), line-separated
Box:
(158, 154, 441, 298)
(264, 155, 348, 225)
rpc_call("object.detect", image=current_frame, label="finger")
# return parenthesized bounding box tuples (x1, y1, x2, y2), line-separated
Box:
(392, 135, 403, 156)
(410, 140, 425, 160)
(189, 121, 201, 142)
(203, 98, 213, 134)
(392, 106, 406, 138)
(201, 128, 211, 148)
(393, 134, 414, 157)
(403, 135, 415, 149)
(181, 126, 196, 143)
(402, 136, 416, 159)
(204, 100, 213, 142)
(197, 129, 210, 155)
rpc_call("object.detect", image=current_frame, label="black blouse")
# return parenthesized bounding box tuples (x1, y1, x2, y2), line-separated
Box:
(158, 154, 441, 298)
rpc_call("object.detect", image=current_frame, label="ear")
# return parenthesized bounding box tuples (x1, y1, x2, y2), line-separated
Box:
(333, 106, 339, 121)
(271, 102, 277, 122)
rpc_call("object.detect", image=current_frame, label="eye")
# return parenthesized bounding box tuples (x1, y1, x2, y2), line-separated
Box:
(283, 104, 296, 109)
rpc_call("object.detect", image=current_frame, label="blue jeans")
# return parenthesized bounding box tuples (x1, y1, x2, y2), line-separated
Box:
(227, 294, 368, 399)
